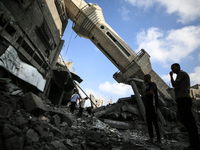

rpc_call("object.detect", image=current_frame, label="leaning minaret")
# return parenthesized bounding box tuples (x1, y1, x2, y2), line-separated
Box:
(64, 0, 172, 100)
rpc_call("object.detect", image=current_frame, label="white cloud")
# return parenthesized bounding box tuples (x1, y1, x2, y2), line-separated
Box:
(119, 6, 131, 21)
(125, 0, 200, 23)
(84, 88, 105, 99)
(99, 81, 133, 96)
(125, 0, 156, 10)
(83, 83, 133, 106)
(189, 66, 200, 85)
(157, 0, 200, 24)
(136, 26, 200, 65)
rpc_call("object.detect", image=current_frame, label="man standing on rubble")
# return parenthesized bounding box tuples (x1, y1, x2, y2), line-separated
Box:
(170, 63, 199, 150)
(144, 74, 161, 143)
(70, 89, 80, 114)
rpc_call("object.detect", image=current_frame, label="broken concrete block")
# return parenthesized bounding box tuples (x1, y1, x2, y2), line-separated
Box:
(63, 139, 73, 148)
(22, 92, 46, 114)
(44, 132, 54, 142)
(26, 129, 39, 142)
(34, 124, 49, 138)
(49, 110, 73, 127)
(0, 106, 13, 118)
(94, 103, 123, 118)
(122, 104, 141, 116)
(0, 101, 14, 118)
(47, 123, 62, 134)
(51, 140, 66, 149)
(103, 119, 133, 130)
(121, 112, 127, 120)
(93, 110, 106, 118)
(2, 124, 22, 138)
(51, 114, 61, 127)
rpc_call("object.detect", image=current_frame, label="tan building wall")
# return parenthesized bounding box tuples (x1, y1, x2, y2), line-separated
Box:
(90, 94, 105, 107)
(95, 98, 105, 107)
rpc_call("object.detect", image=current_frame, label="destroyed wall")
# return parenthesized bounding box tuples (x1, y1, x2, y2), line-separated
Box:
(0, 0, 67, 76)
(0, 0, 80, 106)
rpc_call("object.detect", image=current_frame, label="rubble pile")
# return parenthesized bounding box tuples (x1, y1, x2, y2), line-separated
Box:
(0, 81, 199, 150)
(92, 96, 178, 130)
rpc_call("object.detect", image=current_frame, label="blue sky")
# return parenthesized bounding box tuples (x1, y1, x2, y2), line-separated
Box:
(61, 0, 200, 106)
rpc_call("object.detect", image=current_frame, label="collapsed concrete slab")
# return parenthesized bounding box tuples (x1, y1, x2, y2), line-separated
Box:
(103, 119, 133, 130)
(93, 103, 123, 118)
(122, 104, 141, 116)
(0, 46, 46, 91)
(22, 92, 47, 115)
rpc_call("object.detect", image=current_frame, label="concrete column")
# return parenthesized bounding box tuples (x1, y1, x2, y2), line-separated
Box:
(129, 80, 146, 122)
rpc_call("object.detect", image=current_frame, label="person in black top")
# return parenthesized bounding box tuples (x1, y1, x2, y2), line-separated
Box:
(144, 74, 161, 143)
(170, 63, 199, 150)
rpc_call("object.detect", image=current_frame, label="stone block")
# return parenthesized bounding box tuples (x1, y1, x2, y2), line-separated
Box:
(122, 104, 141, 115)
(94, 103, 123, 118)
(103, 119, 133, 130)
(26, 129, 39, 142)
(22, 92, 46, 114)
(51, 114, 61, 127)
(49, 110, 73, 127)
(0, 106, 13, 118)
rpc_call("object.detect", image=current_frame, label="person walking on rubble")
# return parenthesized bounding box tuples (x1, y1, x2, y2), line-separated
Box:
(77, 96, 89, 117)
(144, 74, 161, 143)
(170, 63, 199, 150)
(70, 89, 80, 114)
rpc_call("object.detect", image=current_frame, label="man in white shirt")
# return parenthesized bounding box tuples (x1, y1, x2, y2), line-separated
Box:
(77, 97, 88, 117)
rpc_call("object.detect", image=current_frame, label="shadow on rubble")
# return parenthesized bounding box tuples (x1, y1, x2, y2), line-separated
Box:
(0, 79, 200, 150)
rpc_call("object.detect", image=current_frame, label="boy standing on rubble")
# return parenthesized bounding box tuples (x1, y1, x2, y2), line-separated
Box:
(144, 74, 161, 143)
(170, 63, 199, 150)
(77, 96, 89, 117)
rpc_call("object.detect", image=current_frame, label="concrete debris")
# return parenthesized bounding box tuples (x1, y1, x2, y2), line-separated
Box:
(0, 81, 199, 150)
(0, 105, 13, 118)
(0, 46, 46, 91)
(48, 109, 73, 127)
(103, 119, 133, 130)
(121, 104, 141, 115)
(0, 0, 200, 149)
(22, 92, 47, 114)
(92, 95, 179, 130)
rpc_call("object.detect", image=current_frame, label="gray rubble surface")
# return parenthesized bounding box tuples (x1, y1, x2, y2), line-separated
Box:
(0, 86, 199, 150)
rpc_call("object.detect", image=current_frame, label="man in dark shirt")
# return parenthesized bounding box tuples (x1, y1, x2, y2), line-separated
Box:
(170, 63, 199, 150)
(144, 74, 161, 143)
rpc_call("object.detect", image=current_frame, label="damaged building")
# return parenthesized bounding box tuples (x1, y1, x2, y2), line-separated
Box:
(0, 0, 200, 150)
(0, 0, 82, 106)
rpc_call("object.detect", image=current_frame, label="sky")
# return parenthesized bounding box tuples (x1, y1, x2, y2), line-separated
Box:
(60, 0, 200, 106)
